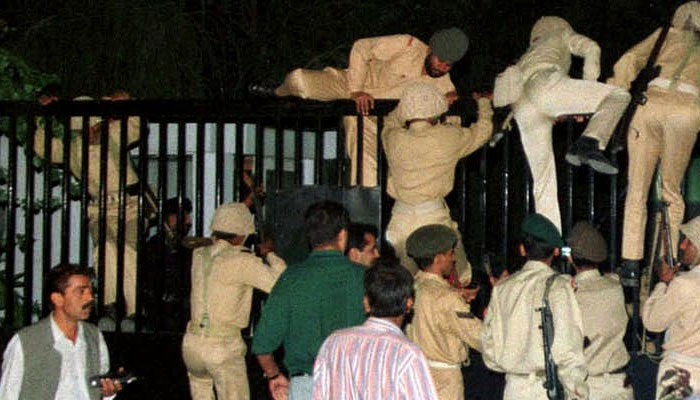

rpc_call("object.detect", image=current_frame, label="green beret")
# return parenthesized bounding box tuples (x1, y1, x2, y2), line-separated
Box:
(407, 224, 457, 259)
(429, 27, 469, 64)
(521, 213, 564, 248)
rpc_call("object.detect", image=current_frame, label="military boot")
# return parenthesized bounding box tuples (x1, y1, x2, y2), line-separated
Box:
(565, 136, 618, 175)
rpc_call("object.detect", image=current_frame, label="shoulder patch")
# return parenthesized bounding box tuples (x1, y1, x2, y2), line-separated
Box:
(456, 311, 476, 319)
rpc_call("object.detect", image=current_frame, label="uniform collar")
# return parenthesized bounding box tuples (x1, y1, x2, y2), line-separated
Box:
(522, 259, 555, 272)
(415, 270, 450, 287)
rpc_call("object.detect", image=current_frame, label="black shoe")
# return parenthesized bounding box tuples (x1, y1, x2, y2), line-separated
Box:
(247, 82, 277, 97)
(565, 137, 618, 175)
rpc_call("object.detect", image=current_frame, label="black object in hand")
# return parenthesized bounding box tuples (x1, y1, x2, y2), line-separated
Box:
(88, 371, 137, 388)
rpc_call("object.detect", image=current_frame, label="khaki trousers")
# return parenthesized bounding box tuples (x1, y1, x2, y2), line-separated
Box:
(88, 196, 139, 316)
(622, 88, 700, 260)
(430, 367, 464, 400)
(513, 69, 630, 232)
(588, 373, 633, 400)
(182, 331, 249, 400)
(386, 200, 472, 283)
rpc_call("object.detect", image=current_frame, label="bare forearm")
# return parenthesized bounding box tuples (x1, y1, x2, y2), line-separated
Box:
(257, 353, 281, 378)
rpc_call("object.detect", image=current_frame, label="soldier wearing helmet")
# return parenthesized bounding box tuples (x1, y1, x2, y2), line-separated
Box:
(182, 203, 286, 400)
(382, 82, 493, 287)
(270, 28, 469, 187)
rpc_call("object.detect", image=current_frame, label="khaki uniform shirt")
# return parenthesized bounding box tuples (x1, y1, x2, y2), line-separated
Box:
(34, 115, 141, 197)
(382, 98, 493, 205)
(608, 27, 700, 90)
(574, 270, 630, 375)
(482, 260, 588, 399)
(518, 28, 601, 81)
(188, 240, 286, 337)
(347, 34, 456, 98)
(407, 271, 482, 365)
(642, 265, 700, 357)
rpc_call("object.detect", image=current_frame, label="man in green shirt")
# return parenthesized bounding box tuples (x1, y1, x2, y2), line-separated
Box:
(252, 201, 366, 400)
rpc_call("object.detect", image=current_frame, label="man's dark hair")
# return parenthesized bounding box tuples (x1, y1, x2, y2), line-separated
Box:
(414, 257, 434, 271)
(47, 263, 92, 296)
(163, 197, 192, 217)
(364, 261, 414, 317)
(345, 223, 378, 255)
(304, 201, 350, 248)
(522, 234, 557, 260)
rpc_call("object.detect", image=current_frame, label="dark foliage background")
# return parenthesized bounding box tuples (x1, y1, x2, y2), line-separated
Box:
(0, 0, 680, 99)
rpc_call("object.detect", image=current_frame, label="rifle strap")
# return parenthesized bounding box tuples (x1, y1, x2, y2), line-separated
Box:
(543, 274, 558, 303)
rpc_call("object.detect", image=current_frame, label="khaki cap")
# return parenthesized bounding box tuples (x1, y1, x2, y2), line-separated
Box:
(210, 203, 255, 235)
(397, 82, 448, 123)
(568, 221, 607, 263)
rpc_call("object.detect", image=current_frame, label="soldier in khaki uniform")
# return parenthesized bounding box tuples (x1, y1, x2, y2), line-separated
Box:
(273, 28, 467, 186)
(34, 92, 142, 317)
(405, 225, 483, 400)
(608, 2, 700, 270)
(568, 221, 632, 400)
(383, 82, 493, 283)
(642, 215, 700, 399)
(482, 214, 588, 400)
(182, 203, 286, 400)
(496, 16, 630, 233)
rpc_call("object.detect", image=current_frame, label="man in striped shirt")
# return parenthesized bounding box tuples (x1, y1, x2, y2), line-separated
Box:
(312, 262, 439, 400)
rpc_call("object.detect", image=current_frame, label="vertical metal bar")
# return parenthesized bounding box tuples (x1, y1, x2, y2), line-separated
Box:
(60, 117, 71, 264)
(255, 123, 264, 188)
(294, 123, 303, 186)
(41, 115, 53, 316)
(275, 113, 284, 190)
(479, 146, 488, 270)
(502, 132, 510, 269)
(356, 116, 364, 186)
(564, 118, 574, 237)
(23, 116, 36, 324)
(315, 117, 323, 185)
(97, 114, 109, 316)
(196, 122, 205, 237)
(376, 114, 385, 249)
(156, 123, 167, 333)
(136, 118, 149, 333)
(5, 116, 18, 327)
(177, 122, 187, 238)
(79, 116, 90, 271)
(116, 118, 129, 329)
(235, 122, 244, 201)
(215, 120, 224, 206)
(336, 117, 345, 186)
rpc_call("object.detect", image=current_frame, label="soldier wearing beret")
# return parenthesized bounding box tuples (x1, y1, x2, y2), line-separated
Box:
(405, 224, 483, 400)
(382, 82, 492, 285)
(482, 213, 588, 400)
(568, 221, 632, 400)
(271, 28, 468, 187)
(182, 203, 286, 400)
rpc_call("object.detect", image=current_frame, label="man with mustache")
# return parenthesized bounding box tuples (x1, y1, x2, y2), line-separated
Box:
(270, 28, 469, 186)
(643, 214, 700, 399)
(0, 263, 123, 399)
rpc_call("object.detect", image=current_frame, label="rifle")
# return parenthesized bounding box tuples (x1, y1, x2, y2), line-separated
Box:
(654, 164, 677, 270)
(610, 22, 671, 154)
(538, 274, 565, 400)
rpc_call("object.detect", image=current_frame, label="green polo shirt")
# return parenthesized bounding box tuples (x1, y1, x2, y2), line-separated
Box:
(251, 249, 366, 375)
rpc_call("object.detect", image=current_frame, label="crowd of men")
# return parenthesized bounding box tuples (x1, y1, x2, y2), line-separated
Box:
(4, 1, 700, 400)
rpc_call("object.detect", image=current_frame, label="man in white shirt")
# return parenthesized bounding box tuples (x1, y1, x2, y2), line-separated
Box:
(0, 263, 122, 400)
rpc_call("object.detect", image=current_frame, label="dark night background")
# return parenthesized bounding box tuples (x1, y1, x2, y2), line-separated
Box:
(0, 0, 683, 99)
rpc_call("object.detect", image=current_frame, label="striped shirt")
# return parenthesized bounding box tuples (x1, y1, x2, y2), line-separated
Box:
(312, 317, 438, 400)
